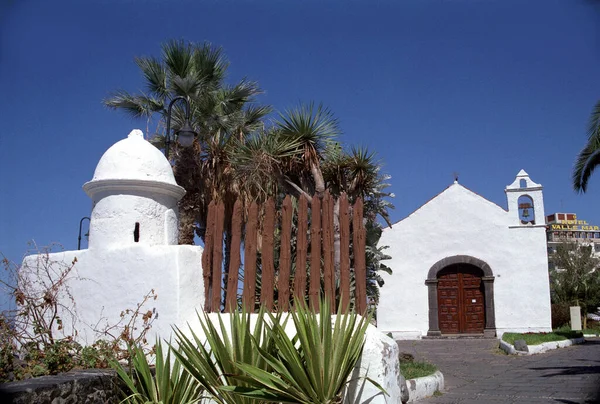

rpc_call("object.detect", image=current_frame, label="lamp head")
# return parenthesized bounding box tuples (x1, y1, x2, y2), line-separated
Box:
(176, 121, 197, 147)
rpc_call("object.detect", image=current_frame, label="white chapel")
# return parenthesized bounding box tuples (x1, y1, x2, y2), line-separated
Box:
(378, 170, 552, 339)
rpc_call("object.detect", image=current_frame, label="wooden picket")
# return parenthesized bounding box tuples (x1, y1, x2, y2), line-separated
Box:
(201, 192, 367, 314)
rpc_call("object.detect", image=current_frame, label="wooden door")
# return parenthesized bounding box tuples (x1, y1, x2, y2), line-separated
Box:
(437, 265, 485, 334)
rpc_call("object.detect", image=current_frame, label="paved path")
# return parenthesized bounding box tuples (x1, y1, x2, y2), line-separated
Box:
(396, 338, 600, 404)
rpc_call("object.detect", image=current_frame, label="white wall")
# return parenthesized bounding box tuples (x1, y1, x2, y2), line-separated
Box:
(378, 183, 552, 337)
(87, 192, 180, 248)
(21, 245, 204, 346)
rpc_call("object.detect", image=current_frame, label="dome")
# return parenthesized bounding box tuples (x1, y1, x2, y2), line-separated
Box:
(89, 129, 177, 184)
(83, 129, 185, 200)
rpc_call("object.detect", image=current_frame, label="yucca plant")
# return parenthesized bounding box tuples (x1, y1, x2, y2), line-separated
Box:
(172, 305, 279, 404)
(224, 299, 385, 404)
(110, 340, 201, 404)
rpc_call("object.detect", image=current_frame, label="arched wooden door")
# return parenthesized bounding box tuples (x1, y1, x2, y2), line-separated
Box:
(437, 264, 485, 334)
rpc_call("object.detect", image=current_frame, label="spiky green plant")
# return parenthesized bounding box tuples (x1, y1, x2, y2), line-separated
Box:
(223, 299, 385, 404)
(171, 305, 278, 404)
(110, 341, 201, 404)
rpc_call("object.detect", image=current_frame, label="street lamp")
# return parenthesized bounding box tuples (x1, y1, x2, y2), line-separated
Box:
(78, 216, 90, 250)
(164, 96, 197, 157)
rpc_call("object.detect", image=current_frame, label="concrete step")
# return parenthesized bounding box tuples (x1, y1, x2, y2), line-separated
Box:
(422, 333, 495, 339)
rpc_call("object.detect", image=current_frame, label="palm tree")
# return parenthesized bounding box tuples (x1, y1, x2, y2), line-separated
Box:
(322, 145, 394, 307)
(105, 41, 395, 311)
(104, 40, 270, 244)
(275, 103, 340, 197)
(573, 100, 600, 193)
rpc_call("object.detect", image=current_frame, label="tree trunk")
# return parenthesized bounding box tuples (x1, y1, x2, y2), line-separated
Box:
(311, 162, 325, 197)
(222, 230, 232, 308)
(333, 198, 340, 283)
(174, 146, 199, 245)
(178, 198, 196, 244)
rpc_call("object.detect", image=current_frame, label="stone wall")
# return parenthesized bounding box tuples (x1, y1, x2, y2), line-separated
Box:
(0, 369, 120, 404)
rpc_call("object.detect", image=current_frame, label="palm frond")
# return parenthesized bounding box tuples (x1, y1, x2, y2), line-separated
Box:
(103, 90, 163, 118)
(573, 143, 600, 193)
(276, 102, 340, 157)
(193, 42, 228, 88)
(162, 40, 194, 79)
(170, 75, 205, 97)
(573, 100, 600, 193)
(135, 56, 168, 99)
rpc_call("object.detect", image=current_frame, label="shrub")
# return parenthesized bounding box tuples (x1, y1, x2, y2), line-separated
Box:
(0, 246, 159, 382)
(551, 303, 571, 329)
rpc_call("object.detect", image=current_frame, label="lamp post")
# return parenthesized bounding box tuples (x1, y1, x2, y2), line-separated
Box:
(78, 216, 90, 250)
(164, 96, 197, 158)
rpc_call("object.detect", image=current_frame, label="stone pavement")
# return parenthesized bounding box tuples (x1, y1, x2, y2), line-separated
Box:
(396, 337, 600, 404)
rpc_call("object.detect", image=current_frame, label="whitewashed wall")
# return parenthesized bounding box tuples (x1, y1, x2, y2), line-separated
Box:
(378, 176, 552, 339)
(21, 245, 203, 345)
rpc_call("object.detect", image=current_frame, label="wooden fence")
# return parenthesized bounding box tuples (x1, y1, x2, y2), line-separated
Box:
(201, 192, 367, 314)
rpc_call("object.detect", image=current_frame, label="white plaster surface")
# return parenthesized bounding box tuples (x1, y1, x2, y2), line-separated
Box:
(378, 171, 552, 338)
(346, 325, 407, 403)
(406, 371, 444, 403)
(89, 129, 179, 186)
(21, 245, 204, 345)
(389, 331, 423, 340)
(83, 130, 185, 249)
(20, 130, 203, 346)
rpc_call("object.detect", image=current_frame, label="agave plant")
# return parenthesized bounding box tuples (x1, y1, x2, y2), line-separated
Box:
(110, 340, 201, 404)
(224, 299, 385, 404)
(171, 305, 279, 404)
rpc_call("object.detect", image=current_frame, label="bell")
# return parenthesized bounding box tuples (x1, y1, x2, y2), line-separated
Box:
(522, 208, 530, 218)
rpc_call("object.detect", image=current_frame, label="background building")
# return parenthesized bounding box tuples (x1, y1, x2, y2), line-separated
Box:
(546, 213, 600, 255)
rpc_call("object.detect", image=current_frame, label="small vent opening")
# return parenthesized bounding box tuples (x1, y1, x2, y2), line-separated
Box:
(134, 222, 140, 242)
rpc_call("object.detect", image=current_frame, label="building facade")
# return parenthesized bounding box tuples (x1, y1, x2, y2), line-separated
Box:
(378, 170, 553, 339)
(546, 213, 600, 255)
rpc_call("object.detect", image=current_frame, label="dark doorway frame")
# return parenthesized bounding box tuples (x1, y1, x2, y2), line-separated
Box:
(425, 255, 496, 337)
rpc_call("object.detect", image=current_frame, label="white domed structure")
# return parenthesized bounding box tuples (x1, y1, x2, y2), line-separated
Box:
(22, 129, 204, 346)
(88, 129, 180, 186)
(83, 130, 185, 248)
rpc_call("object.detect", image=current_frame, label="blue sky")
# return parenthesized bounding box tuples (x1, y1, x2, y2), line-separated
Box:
(1, 0, 599, 297)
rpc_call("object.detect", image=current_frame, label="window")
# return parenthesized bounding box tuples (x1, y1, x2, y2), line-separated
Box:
(558, 214, 565, 220)
(134, 222, 140, 242)
(547, 214, 556, 222)
(566, 214, 576, 221)
(519, 179, 527, 188)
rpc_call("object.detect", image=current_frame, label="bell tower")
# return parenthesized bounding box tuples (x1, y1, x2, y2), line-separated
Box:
(505, 169, 545, 226)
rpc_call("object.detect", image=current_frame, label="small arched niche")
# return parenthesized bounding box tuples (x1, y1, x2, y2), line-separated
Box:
(518, 195, 535, 225)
